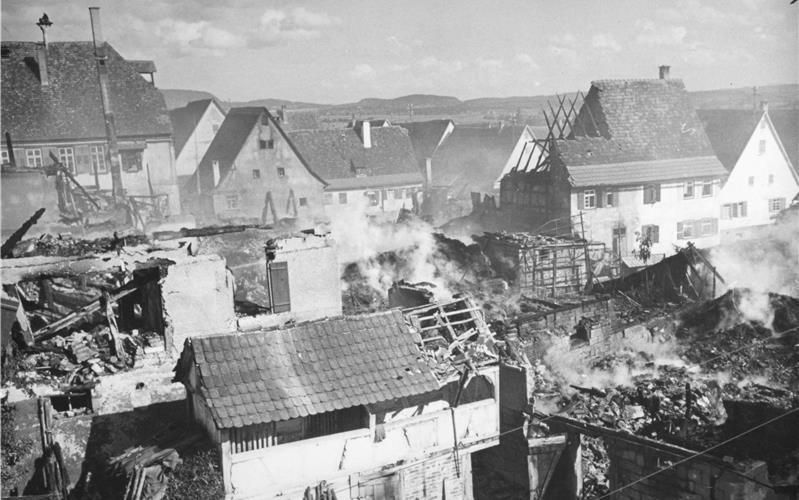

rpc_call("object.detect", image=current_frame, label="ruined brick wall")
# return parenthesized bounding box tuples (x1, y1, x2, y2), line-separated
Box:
(400, 452, 471, 500)
(604, 435, 772, 500)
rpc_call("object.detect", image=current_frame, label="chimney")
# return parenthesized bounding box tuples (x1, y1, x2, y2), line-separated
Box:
(659, 65, 670, 80)
(35, 13, 52, 86)
(36, 45, 49, 86)
(359, 120, 371, 149)
(424, 158, 432, 186)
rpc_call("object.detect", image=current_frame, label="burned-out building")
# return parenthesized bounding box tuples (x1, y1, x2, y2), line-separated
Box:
(175, 308, 501, 499)
(500, 68, 727, 258)
(1, 37, 181, 217)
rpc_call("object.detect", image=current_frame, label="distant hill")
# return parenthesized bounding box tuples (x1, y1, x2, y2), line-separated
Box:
(162, 83, 798, 117)
(160, 89, 218, 109)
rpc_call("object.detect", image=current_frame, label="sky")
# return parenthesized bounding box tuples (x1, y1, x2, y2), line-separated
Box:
(2, 0, 797, 103)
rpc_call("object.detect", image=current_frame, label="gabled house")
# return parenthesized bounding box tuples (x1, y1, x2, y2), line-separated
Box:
(185, 107, 328, 226)
(501, 67, 727, 258)
(400, 121, 536, 222)
(287, 121, 424, 220)
(1, 41, 180, 215)
(174, 309, 500, 499)
(169, 98, 226, 185)
(699, 105, 799, 237)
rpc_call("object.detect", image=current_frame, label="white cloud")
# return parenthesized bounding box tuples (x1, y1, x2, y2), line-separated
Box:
(592, 33, 621, 53)
(477, 58, 504, 70)
(251, 7, 341, 46)
(514, 53, 540, 70)
(635, 19, 688, 46)
(348, 63, 377, 81)
(155, 19, 245, 56)
(418, 56, 465, 73)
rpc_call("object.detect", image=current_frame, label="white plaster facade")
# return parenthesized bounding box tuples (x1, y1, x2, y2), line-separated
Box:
(493, 126, 541, 191)
(718, 112, 799, 234)
(175, 100, 226, 180)
(573, 178, 723, 257)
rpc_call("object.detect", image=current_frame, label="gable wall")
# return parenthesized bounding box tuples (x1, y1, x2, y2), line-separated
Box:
(719, 114, 799, 233)
(175, 103, 226, 179)
(212, 118, 326, 226)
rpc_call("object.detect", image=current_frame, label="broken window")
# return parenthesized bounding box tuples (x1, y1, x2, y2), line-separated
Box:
(358, 474, 399, 500)
(120, 149, 142, 173)
(26, 148, 43, 167)
(643, 184, 660, 204)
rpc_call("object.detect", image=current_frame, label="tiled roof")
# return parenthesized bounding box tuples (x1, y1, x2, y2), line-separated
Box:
(397, 119, 454, 160)
(431, 124, 528, 193)
(169, 99, 217, 156)
(277, 109, 320, 131)
(287, 126, 423, 187)
(769, 109, 799, 169)
(176, 310, 440, 428)
(128, 60, 156, 74)
(558, 79, 715, 166)
(1, 41, 172, 142)
(567, 156, 726, 187)
(325, 172, 426, 190)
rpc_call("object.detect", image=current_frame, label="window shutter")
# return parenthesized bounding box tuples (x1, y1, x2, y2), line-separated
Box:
(609, 190, 615, 207)
(653, 225, 659, 243)
(267, 261, 291, 313)
(75, 145, 92, 174)
(577, 191, 584, 210)
(655, 184, 661, 202)
(677, 222, 683, 239)
(596, 190, 604, 208)
(741, 202, 747, 217)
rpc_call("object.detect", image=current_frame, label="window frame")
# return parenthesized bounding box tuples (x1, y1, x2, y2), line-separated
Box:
(747, 176, 754, 187)
(224, 193, 240, 210)
(277, 167, 286, 178)
(26, 148, 43, 168)
(683, 180, 694, 199)
(120, 149, 143, 173)
(701, 180, 713, 197)
(338, 192, 348, 204)
(89, 145, 108, 174)
(58, 147, 76, 173)
(0, 149, 9, 165)
(768, 197, 785, 213)
(252, 169, 261, 179)
(758, 139, 766, 155)
(583, 189, 596, 209)
(298, 197, 308, 207)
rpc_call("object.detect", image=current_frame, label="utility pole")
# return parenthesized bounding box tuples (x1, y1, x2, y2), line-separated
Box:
(89, 7, 124, 201)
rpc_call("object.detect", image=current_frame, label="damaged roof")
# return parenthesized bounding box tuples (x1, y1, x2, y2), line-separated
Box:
(287, 126, 423, 190)
(175, 310, 440, 428)
(1, 41, 172, 142)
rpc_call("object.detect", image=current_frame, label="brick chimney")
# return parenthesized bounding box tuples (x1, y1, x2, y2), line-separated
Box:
(659, 65, 670, 80)
(36, 45, 49, 86)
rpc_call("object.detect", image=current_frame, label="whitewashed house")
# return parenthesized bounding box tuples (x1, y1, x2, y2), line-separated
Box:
(700, 105, 799, 238)
(170, 98, 226, 186)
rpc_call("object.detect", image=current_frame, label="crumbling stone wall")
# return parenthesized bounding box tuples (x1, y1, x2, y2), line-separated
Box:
(160, 255, 236, 356)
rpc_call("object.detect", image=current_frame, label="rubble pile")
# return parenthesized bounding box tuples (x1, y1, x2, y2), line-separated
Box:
(9, 232, 149, 258)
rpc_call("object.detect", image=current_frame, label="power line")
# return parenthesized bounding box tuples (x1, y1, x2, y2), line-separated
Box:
(595, 406, 799, 499)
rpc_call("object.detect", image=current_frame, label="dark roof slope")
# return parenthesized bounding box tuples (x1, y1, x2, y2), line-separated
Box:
(430, 124, 527, 193)
(698, 109, 759, 170)
(191, 107, 261, 193)
(558, 79, 716, 166)
(277, 109, 320, 131)
(1, 41, 172, 142)
(175, 310, 440, 428)
(398, 119, 454, 161)
(169, 99, 213, 156)
(287, 126, 423, 189)
(770, 109, 799, 169)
